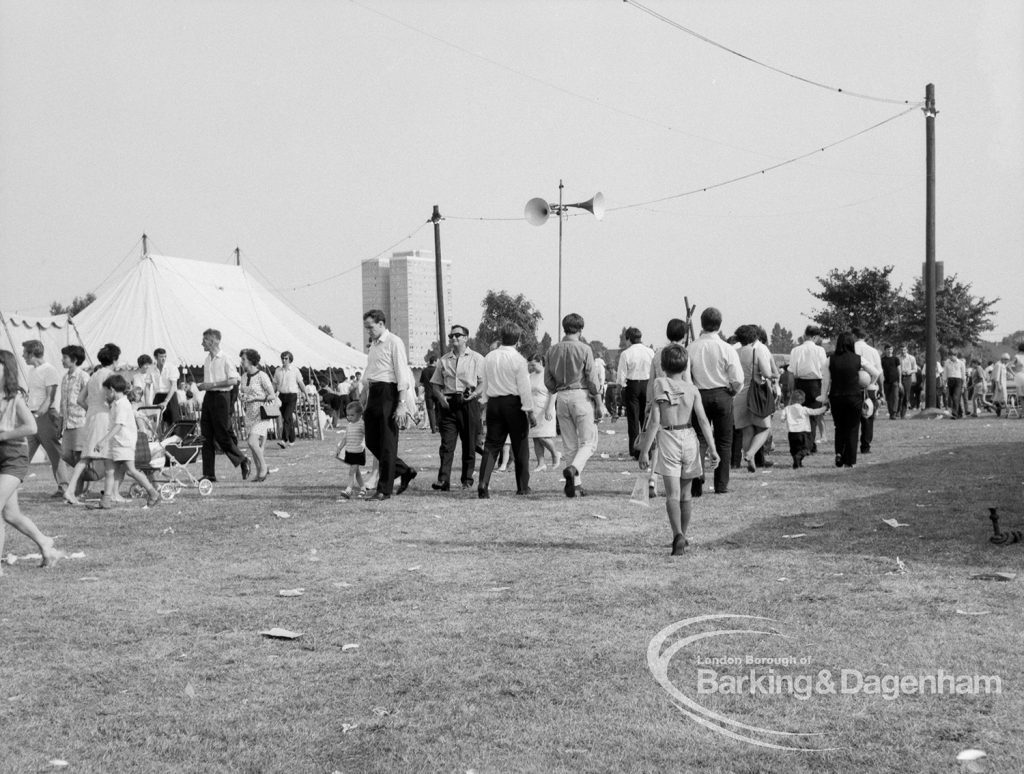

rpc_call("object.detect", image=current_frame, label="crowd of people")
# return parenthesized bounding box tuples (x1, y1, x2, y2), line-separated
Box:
(2, 310, 1022, 567)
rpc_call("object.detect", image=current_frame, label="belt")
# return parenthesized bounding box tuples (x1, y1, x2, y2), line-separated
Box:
(661, 422, 692, 430)
(556, 386, 586, 392)
(794, 376, 820, 380)
(698, 386, 729, 392)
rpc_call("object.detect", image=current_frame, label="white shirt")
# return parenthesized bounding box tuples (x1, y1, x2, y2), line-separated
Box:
(854, 340, 882, 393)
(364, 329, 412, 393)
(789, 339, 826, 380)
(202, 351, 238, 392)
(687, 332, 742, 390)
(153, 362, 178, 393)
(273, 364, 306, 394)
(900, 353, 919, 378)
(26, 362, 60, 412)
(480, 346, 534, 410)
(783, 403, 825, 433)
(617, 343, 655, 385)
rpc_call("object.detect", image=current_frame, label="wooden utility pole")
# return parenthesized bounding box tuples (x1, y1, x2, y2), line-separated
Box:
(141, 233, 148, 257)
(234, 247, 241, 266)
(431, 205, 446, 357)
(924, 84, 938, 409)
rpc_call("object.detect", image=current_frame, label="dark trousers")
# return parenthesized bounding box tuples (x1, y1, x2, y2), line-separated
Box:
(478, 395, 530, 493)
(279, 392, 299, 442)
(947, 377, 963, 417)
(424, 396, 438, 433)
(697, 387, 734, 492)
(859, 392, 877, 451)
(364, 382, 410, 496)
(623, 379, 648, 459)
(788, 431, 812, 463)
(831, 394, 862, 466)
(884, 382, 900, 418)
(200, 391, 245, 477)
(437, 396, 481, 486)
(794, 378, 823, 448)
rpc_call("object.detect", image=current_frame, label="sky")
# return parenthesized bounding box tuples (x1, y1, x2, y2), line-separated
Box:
(1, 0, 1022, 356)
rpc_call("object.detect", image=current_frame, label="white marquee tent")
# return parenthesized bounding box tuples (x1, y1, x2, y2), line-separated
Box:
(70, 254, 367, 372)
(0, 311, 85, 375)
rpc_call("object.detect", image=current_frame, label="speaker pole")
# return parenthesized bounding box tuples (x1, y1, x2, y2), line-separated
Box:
(431, 205, 446, 359)
(557, 179, 564, 328)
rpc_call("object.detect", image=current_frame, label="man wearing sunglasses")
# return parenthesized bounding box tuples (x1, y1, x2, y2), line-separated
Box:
(430, 325, 485, 491)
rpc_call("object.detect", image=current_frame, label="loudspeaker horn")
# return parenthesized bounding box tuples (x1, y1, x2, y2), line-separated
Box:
(524, 197, 551, 226)
(569, 192, 605, 221)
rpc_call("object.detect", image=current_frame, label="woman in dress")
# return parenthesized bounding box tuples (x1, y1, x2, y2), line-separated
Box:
(822, 331, 880, 468)
(239, 349, 276, 482)
(732, 325, 774, 472)
(0, 350, 62, 572)
(527, 355, 560, 472)
(63, 343, 120, 505)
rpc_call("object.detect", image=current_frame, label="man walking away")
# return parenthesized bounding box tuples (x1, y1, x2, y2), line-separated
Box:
(788, 325, 827, 453)
(617, 327, 654, 460)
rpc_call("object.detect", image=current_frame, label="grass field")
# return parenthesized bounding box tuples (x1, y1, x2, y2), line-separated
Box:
(2, 413, 1022, 773)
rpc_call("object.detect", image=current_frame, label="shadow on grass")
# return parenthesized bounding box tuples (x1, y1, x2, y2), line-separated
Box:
(706, 440, 1023, 567)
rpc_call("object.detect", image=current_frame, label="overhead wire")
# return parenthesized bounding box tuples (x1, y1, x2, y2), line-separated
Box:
(278, 220, 430, 292)
(624, 0, 924, 106)
(87, 236, 143, 297)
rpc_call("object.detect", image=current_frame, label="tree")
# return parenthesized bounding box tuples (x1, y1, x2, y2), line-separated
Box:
(903, 274, 998, 351)
(318, 324, 333, 337)
(50, 292, 96, 317)
(474, 290, 543, 358)
(768, 323, 794, 354)
(808, 266, 906, 343)
(537, 332, 552, 360)
(1000, 330, 1024, 348)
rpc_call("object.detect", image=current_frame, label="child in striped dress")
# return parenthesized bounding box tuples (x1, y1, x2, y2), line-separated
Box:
(336, 402, 367, 499)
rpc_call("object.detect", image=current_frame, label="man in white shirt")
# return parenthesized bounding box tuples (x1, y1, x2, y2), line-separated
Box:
(198, 328, 249, 481)
(151, 347, 179, 428)
(430, 324, 485, 491)
(22, 339, 70, 494)
(473, 323, 537, 498)
(788, 325, 827, 453)
(852, 327, 882, 453)
(361, 309, 417, 500)
(273, 351, 307, 446)
(898, 346, 919, 416)
(687, 309, 742, 495)
(617, 327, 655, 461)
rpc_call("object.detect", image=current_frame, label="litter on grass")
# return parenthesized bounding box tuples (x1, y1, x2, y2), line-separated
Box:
(47, 760, 68, 769)
(781, 534, 807, 539)
(259, 628, 302, 639)
(804, 522, 826, 529)
(956, 749, 987, 773)
(278, 588, 305, 597)
(273, 511, 291, 519)
(970, 572, 1015, 582)
(592, 513, 608, 520)
(341, 724, 359, 734)
(955, 609, 991, 616)
(332, 582, 353, 588)
(184, 682, 196, 699)
(886, 557, 909, 575)
(882, 518, 910, 528)
(488, 586, 511, 592)
(372, 707, 391, 717)
(341, 643, 359, 651)
(79, 576, 99, 581)
(407, 565, 421, 572)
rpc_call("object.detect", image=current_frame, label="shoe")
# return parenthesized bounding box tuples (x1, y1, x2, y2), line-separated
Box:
(533, 464, 547, 473)
(745, 456, 756, 473)
(431, 481, 450, 492)
(792, 459, 800, 470)
(368, 492, 390, 501)
(478, 488, 490, 499)
(516, 487, 532, 495)
(240, 459, 252, 481)
(860, 449, 871, 455)
(761, 459, 774, 468)
(277, 441, 287, 449)
(461, 481, 474, 490)
(810, 443, 818, 454)
(50, 490, 66, 499)
(201, 476, 218, 483)
(396, 468, 417, 495)
(563, 466, 578, 498)
(575, 486, 587, 497)
(671, 534, 686, 556)
(89, 496, 114, 510)
(691, 477, 703, 498)
(714, 488, 728, 494)
(835, 454, 843, 468)
(338, 490, 352, 500)
(146, 492, 160, 507)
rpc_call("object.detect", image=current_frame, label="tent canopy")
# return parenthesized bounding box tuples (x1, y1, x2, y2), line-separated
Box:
(0, 311, 83, 378)
(70, 254, 367, 372)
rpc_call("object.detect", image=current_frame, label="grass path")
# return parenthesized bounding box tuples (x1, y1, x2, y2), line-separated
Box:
(2, 415, 1022, 772)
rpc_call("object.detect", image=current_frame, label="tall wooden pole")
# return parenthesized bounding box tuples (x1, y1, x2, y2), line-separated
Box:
(235, 246, 241, 266)
(141, 233, 148, 257)
(557, 179, 564, 328)
(431, 205, 446, 357)
(924, 84, 938, 409)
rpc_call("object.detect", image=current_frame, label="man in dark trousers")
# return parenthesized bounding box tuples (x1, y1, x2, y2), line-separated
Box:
(686, 308, 742, 495)
(198, 328, 249, 482)
(361, 309, 417, 500)
(474, 323, 536, 498)
(616, 327, 654, 460)
(788, 325, 827, 453)
(430, 325, 485, 491)
(419, 354, 439, 433)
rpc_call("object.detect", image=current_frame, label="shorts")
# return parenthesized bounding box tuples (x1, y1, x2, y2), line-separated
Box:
(0, 441, 30, 481)
(344, 450, 366, 466)
(111, 442, 136, 463)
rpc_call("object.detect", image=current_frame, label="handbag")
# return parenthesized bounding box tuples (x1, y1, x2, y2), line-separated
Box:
(746, 350, 776, 418)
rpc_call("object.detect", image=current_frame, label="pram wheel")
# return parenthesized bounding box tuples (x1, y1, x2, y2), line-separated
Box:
(128, 483, 148, 499)
(159, 483, 178, 501)
(198, 479, 214, 496)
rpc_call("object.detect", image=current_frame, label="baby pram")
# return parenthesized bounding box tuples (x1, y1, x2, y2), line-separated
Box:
(131, 415, 213, 500)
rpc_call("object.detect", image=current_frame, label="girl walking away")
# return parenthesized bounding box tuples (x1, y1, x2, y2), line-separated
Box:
(0, 350, 63, 574)
(638, 345, 719, 556)
(336, 402, 367, 499)
(239, 349, 277, 482)
(90, 374, 160, 509)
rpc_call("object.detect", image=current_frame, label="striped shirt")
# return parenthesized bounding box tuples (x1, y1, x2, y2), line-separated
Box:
(341, 418, 366, 453)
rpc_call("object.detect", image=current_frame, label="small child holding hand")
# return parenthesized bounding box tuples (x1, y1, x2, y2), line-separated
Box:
(92, 374, 160, 508)
(784, 388, 828, 469)
(336, 402, 367, 499)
